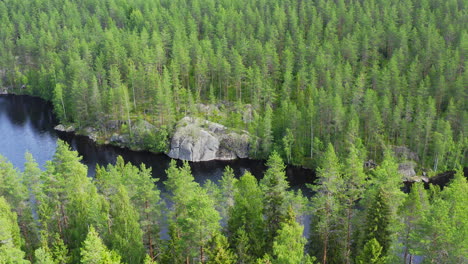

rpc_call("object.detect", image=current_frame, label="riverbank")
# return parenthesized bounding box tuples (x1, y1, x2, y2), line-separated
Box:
(3, 93, 465, 187)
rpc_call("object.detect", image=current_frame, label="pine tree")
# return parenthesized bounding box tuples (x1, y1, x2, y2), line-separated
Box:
(39, 140, 106, 261)
(228, 171, 265, 260)
(165, 161, 220, 263)
(309, 144, 343, 264)
(107, 185, 144, 264)
(398, 183, 428, 264)
(362, 188, 392, 257)
(0, 196, 29, 264)
(355, 238, 386, 264)
(420, 169, 468, 263)
(218, 166, 237, 223)
(34, 247, 55, 264)
(272, 208, 307, 264)
(260, 105, 274, 157)
(341, 144, 367, 264)
(80, 226, 122, 264)
(206, 233, 237, 264)
(261, 152, 289, 252)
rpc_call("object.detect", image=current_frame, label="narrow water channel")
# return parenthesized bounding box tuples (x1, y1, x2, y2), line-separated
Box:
(0, 94, 315, 193)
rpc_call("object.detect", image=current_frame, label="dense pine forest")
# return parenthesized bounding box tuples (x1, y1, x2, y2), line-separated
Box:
(0, 142, 466, 263)
(0, 0, 467, 263)
(0, 0, 466, 170)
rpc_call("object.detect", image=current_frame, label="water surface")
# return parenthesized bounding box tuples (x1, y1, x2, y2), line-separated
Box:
(0, 95, 315, 191)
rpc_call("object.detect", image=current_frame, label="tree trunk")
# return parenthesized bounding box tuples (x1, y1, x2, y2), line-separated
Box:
(345, 205, 352, 264)
(200, 245, 205, 264)
(146, 200, 154, 259)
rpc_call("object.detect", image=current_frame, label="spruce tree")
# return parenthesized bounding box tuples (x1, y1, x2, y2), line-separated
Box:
(228, 171, 264, 260)
(80, 226, 122, 264)
(261, 152, 289, 252)
(362, 188, 392, 257)
(309, 143, 343, 264)
(107, 185, 144, 264)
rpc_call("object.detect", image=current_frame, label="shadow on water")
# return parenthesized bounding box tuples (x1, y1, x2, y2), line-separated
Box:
(56, 131, 316, 196)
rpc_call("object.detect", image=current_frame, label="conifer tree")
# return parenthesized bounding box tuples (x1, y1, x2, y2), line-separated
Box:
(206, 233, 237, 264)
(165, 161, 220, 263)
(309, 143, 343, 264)
(0, 196, 29, 264)
(272, 208, 307, 264)
(355, 238, 386, 264)
(261, 152, 289, 252)
(107, 185, 144, 264)
(228, 171, 264, 260)
(362, 188, 392, 257)
(80, 226, 122, 264)
(398, 183, 428, 264)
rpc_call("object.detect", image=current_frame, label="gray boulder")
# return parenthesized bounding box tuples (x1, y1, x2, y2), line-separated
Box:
(398, 162, 417, 180)
(168, 117, 250, 162)
(83, 127, 98, 142)
(392, 146, 419, 161)
(110, 133, 129, 145)
(54, 124, 75, 133)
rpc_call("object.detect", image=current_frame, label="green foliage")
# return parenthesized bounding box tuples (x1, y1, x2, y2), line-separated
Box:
(107, 186, 145, 264)
(39, 140, 107, 261)
(228, 172, 265, 260)
(0, 142, 466, 264)
(0, 197, 29, 264)
(205, 233, 237, 264)
(363, 189, 392, 257)
(355, 238, 386, 264)
(80, 226, 122, 264)
(272, 208, 307, 264)
(96, 156, 162, 260)
(1, 0, 466, 170)
(34, 247, 55, 264)
(308, 143, 344, 264)
(261, 152, 290, 252)
(418, 169, 468, 263)
(144, 126, 170, 153)
(164, 161, 221, 263)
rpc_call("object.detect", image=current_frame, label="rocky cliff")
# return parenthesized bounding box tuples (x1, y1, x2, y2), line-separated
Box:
(168, 117, 250, 162)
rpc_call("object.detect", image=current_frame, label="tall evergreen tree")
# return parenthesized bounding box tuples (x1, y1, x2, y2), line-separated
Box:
(80, 226, 122, 264)
(228, 171, 265, 261)
(309, 144, 343, 264)
(261, 152, 289, 252)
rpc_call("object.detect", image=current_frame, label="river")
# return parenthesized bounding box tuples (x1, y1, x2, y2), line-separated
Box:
(0, 94, 315, 193)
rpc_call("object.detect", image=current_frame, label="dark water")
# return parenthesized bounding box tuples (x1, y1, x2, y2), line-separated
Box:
(0, 95, 315, 193)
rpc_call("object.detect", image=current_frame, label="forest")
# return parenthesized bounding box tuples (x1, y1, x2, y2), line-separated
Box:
(0, 0, 467, 263)
(0, 141, 466, 263)
(0, 0, 466, 171)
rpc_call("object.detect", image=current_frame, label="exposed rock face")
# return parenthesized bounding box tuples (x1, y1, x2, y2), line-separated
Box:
(54, 124, 75, 133)
(392, 146, 419, 161)
(110, 133, 129, 145)
(398, 162, 417, 179)
(168, 117, 249, 162)
(83, 127, 98, 142)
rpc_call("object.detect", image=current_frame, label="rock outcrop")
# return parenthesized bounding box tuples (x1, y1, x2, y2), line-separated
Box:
(54, 124, 75, 133)
(392, 146, 419, 161)
(110, 133, 130, 146)
(130, 120, 156, 144)
(398, 162, 417, 179)
(168, 117, 249, 162)
(83, 127, 98, 142)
